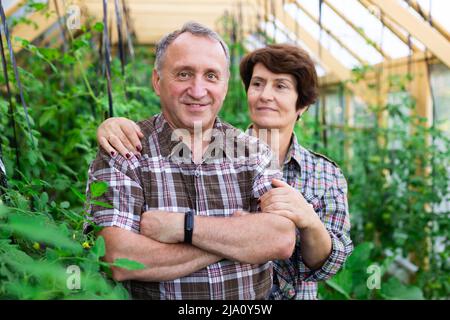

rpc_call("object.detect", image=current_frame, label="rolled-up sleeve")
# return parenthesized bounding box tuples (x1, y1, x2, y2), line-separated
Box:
(297, 168, 353, 282)
(84, 150, 144, 234)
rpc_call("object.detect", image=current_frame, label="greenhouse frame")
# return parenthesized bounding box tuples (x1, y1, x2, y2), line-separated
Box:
(0, 0, 448, 302)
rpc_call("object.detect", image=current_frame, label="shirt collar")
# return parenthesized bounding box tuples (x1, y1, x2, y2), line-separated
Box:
(245, 125, 303, 169)
(283, 132, 303, 168)
(155, 113, 228, 161)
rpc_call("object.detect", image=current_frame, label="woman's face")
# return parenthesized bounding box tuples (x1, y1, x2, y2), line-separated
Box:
(247, 63, 302, 132)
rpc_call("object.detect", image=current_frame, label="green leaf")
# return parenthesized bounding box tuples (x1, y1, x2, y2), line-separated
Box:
(60, 201, 70, 209)
(40, 192, 49, 206)
(39, 108, 56, 127)
(92, 236, 105, 258)
(0, 214, 81, 254)
(29, 3, 47, 11)
(71, 187, 86, 202)
(93, 22, 104, 32)
(112, 258, 146, 271)
(90, 181, 108, 198)
(380, 277, 424, 300)
(62, 53, 76, 65)
(90, 200, 113, 209)
(325, 268, 353, 299)
(345, 242, 374, 270)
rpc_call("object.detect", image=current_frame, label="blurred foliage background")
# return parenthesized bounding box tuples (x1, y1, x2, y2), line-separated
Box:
(0, 3, 448, 300)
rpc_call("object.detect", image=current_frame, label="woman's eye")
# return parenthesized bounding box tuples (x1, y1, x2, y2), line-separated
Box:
(277, 83, 288, 89)
(251, 81, 261, 87)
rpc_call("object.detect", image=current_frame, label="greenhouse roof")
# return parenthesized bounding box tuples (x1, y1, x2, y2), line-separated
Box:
(3, 0, 450, 82)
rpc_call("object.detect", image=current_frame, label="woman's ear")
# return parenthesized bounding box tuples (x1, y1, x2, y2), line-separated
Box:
(296, 107, 307, 121)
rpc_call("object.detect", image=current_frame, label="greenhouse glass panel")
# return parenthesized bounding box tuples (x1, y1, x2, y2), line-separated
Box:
(295, 0, 384, 65)
(351, 96, 375, 127)
(430, 63, 450, 215)
(407, 0, 450, 34)
(327, 0, 410, 58)
(262, 21, 327, 76)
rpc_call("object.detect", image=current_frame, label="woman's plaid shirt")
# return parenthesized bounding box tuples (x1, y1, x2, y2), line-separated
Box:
(268, 135, 353, 300)
(86, 113, 281, 299)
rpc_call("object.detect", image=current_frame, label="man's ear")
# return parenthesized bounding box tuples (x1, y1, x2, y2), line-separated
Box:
(222, 78, 229, 104)
(152, 69, 161, 96)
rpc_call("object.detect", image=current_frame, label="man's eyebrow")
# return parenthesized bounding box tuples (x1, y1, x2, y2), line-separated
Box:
(171, 66, 223, 75)
(205, 67, 223, 75)
(172, 66, 195, 72)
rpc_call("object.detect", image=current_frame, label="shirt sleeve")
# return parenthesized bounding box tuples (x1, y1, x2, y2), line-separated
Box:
(297, 167, 354, 282)
(84, 149, 145, 234)
(251, 142, 282, 210)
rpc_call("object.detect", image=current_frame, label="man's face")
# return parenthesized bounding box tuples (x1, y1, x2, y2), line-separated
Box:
(152, 33, 229, 133)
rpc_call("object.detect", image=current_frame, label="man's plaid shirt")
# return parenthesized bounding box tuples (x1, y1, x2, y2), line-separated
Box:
(268, 134, 353, 300)
(86, 113, 280, 299)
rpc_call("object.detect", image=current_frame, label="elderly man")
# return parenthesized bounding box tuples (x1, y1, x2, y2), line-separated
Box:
(86, 22, 296, 300)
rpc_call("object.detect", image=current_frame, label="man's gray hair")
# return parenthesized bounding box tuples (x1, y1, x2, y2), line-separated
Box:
(154, 21, 230, 72)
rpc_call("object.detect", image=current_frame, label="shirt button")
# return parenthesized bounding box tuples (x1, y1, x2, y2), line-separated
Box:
(194, 170, 200, 177)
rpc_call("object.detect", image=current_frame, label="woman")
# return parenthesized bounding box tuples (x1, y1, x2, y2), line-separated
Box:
(96, 44, 353, 300)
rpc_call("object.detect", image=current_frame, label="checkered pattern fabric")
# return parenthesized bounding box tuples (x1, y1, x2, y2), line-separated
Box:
(86, 113, 280, 299)
(268, 134, 353, 300)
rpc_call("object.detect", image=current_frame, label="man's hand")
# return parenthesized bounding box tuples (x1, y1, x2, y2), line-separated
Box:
(140, 211, 185, 243)
(260, 178, 320, 230)
(97, 117, 144, 159)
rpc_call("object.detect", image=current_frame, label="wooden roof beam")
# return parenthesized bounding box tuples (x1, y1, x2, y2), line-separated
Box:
(254, 0, 351, 81)
(323, 0, 392, 60)
(403, 0, 450, 42)
(5, 0, 22, 17)
(370, 0, 450, 69)
(359, 0, 421, 52)
(294, 1, 368, 65)
(9, 2, 59, 52)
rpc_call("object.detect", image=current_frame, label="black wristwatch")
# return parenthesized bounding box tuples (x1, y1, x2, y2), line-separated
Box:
(184, 210, 195, 244)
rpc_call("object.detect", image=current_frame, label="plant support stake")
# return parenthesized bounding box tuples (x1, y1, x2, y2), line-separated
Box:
(103, 0, 114, 118)
(0, 0, 35, 147)
(114, 0, 125, 76)
(0, 24, 20, 172)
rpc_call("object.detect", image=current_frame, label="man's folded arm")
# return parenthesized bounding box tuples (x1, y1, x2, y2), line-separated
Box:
(190, 213, 296, 264)
(99, 226, 222, 282)
(185, 141, 296, 265)
(86, 151, 221, 282)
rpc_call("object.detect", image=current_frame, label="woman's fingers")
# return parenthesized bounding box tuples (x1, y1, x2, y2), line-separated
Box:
(134, 122, 144, 139)
(99, 137, 117, 157)
(121, 123, 143, 154)
(263, 201, 290, 213)
(260, 195, 290, 210)
(97, 117, 143, 157)
(259, 187, 289, 203)
(117, 129, 140, 156)
(107, 135, 134, 159)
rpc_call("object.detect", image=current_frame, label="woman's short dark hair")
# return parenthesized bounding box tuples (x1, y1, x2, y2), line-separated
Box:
(239, 44, 318, 110)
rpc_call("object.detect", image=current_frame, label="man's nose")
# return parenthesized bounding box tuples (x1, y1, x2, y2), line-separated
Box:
(187, 77, 208, 99)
